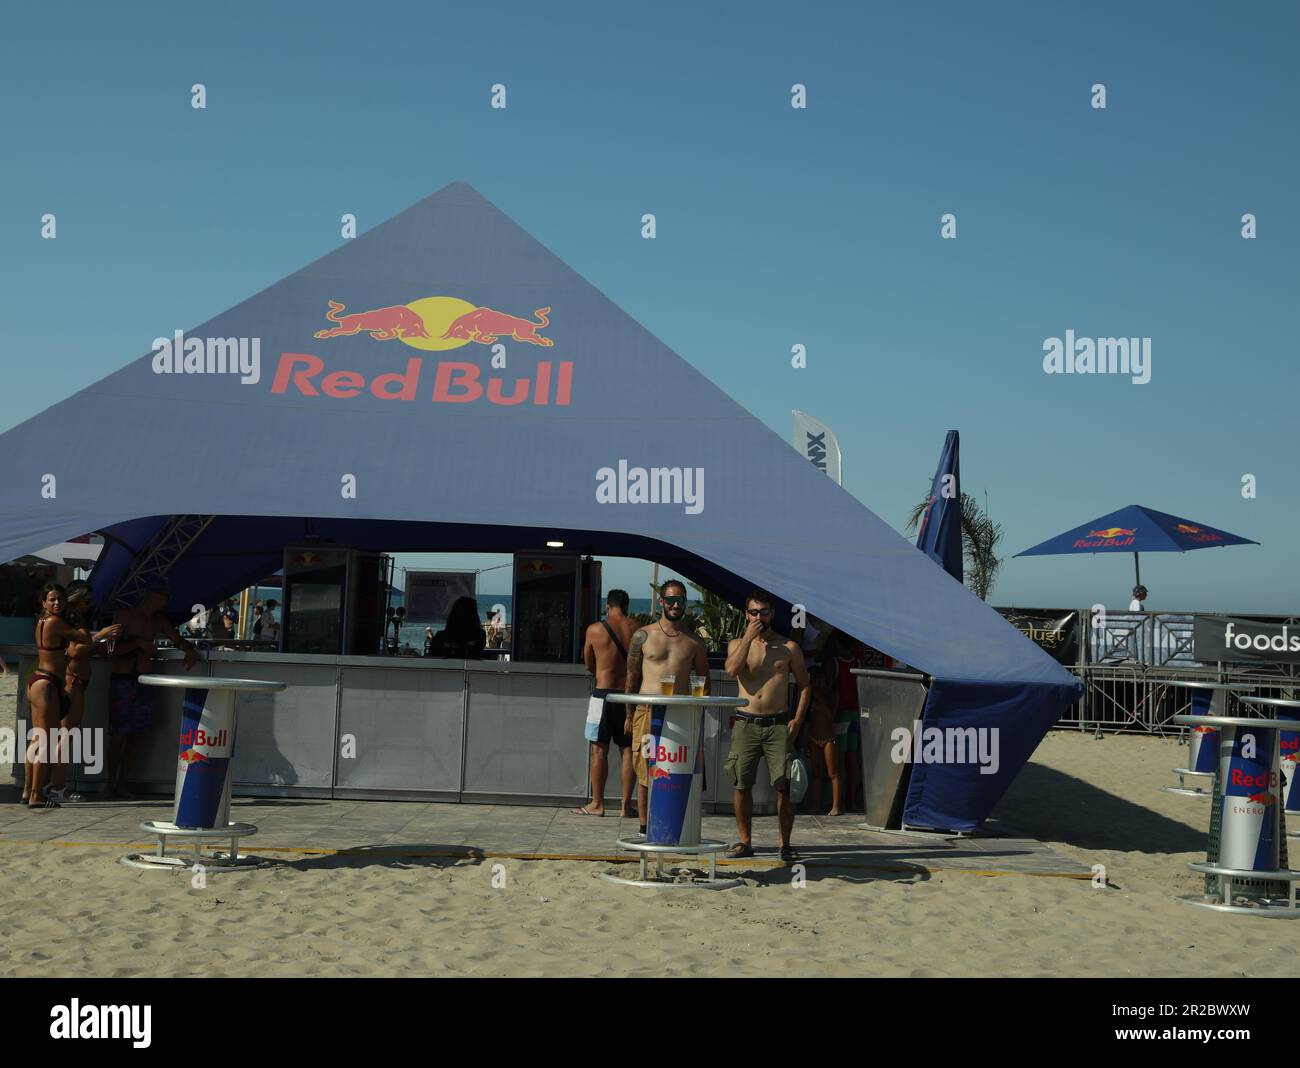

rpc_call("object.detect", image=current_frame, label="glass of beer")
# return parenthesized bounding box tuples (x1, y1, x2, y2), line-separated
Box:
(660, 674, 676, 696)
(690, 674, 706, 697)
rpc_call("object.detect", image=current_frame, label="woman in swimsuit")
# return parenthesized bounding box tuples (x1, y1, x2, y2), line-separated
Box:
(805, 664, 843, 816)
(25, 583, 120, 809)
(48, 581, 100, 803)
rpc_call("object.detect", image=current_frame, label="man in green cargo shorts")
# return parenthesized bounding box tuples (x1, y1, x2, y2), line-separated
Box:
(723, 590, 811, 864)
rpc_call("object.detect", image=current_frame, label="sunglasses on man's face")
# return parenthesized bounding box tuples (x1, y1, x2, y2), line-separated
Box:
(747, 608, 773, 617)
(662, 596, 685, 606)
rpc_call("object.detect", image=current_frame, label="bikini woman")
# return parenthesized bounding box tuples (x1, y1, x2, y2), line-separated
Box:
(47, 581, 100, 803)
(25, 583, 120, 809)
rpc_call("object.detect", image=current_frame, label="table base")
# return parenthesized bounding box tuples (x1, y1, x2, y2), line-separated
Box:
(598, 835, 743, 891)
(121, 820, 264, 872)
(1175, 861, 1300, 918)
(1161, 768, 1213, 798)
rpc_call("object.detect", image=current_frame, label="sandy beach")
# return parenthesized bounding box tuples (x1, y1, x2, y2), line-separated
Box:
(0, 673, 1291, 978)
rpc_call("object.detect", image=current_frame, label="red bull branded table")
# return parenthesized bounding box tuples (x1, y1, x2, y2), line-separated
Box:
(599, 693, 748, 891)
(1155, 681, 1259, 798)
(121, 675, 286, 872)
(1239, 695, 1300, 830)
(1174, 707, 1300, 917)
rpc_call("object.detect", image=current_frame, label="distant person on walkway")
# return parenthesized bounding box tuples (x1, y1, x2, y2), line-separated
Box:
(25, 583, 121, 808)
(485, 609, 505, 649)
(256, 599, 280, 644)
(107, 582, 201, 799)
(222, 600, 239, 637)
(724, 590, 810, 862)
(1129, 585, 1148, 612)
(624, 580, 710, 837)
(573, 590, 638, 818)
(427, 596, 487, 659)
(208, 602, 232, 640)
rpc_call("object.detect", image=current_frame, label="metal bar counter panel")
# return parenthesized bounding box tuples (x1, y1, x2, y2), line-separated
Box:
(336, 664, 464, 796)
(461, 664, 593, 805)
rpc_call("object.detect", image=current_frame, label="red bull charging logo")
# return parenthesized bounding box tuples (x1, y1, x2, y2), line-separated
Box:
(274, 295, 571, 406)
(1176, 522, 1224, 543)
(313, 297, 554, 349)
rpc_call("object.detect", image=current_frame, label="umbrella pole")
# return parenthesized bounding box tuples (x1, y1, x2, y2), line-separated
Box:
(1133, 552, 1141, 588)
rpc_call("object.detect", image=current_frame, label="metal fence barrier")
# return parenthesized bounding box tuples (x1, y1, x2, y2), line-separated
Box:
(994, 607, 1300, 735)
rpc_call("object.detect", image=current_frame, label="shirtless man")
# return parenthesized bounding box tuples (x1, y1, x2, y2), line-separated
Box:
(723, 589, 810, 862)
(572, 590, 639, 817)
(623, 579, 710, 836)
(106, 581, 201, 799)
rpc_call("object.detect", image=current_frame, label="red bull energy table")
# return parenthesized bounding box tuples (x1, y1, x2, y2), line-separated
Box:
(1173, 711, 1300, 917)
(1238, 695, 1300, 825)
(1151, 681, 1259, 798)
(599, 692, 748, 891)
(121, 675, 286, 872)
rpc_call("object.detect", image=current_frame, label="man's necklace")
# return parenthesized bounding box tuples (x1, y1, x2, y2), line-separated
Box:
(657, 617, 682, 638)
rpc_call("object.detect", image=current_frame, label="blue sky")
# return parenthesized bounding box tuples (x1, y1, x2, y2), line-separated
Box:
(2, 1, 1296, 612)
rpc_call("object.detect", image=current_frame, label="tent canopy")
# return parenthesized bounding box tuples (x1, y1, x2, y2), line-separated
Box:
(0, 182, 1080, 829)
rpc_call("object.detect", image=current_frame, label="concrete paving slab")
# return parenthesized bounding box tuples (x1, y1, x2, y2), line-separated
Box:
(0, 785, 1091, 876)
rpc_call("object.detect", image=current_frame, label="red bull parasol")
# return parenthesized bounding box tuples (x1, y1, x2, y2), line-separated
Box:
(1014, 503, 1257, 591)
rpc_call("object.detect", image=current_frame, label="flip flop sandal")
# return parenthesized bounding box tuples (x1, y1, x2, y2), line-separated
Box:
(569, 806, 603, 816)
(780, 846, 800, 863)
(724, 842, 754, 859)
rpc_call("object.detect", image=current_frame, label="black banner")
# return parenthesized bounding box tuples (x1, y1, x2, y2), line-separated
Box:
(1193, 614, 1300, 665)
(995, 608, 1079, 664)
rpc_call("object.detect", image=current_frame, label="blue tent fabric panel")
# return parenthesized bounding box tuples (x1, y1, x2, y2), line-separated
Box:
(902, 677, 1079, 832)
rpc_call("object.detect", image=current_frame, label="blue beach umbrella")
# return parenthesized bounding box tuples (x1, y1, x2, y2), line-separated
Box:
(1014, 504, 1258, 589)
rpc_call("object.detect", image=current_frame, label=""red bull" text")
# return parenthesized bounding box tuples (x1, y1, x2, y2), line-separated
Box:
(178, 727, 228, 749)
(1073, 527, 1137, 548)
(271, 354, 574, 406)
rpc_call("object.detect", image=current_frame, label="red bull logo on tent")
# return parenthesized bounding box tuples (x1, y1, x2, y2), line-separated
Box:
(273, 295, 571, 406)
(314, 297, 553, 348)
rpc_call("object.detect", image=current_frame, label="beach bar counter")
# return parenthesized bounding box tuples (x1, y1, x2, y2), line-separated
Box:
(5, 547, 786, 812)
(4, 647, 774, 813)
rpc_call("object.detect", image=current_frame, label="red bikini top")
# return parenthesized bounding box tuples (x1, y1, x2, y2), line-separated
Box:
(36, 617, 70, 653)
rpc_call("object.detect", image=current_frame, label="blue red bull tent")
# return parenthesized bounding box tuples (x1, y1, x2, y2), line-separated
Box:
(0, 181, 1079, 830)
